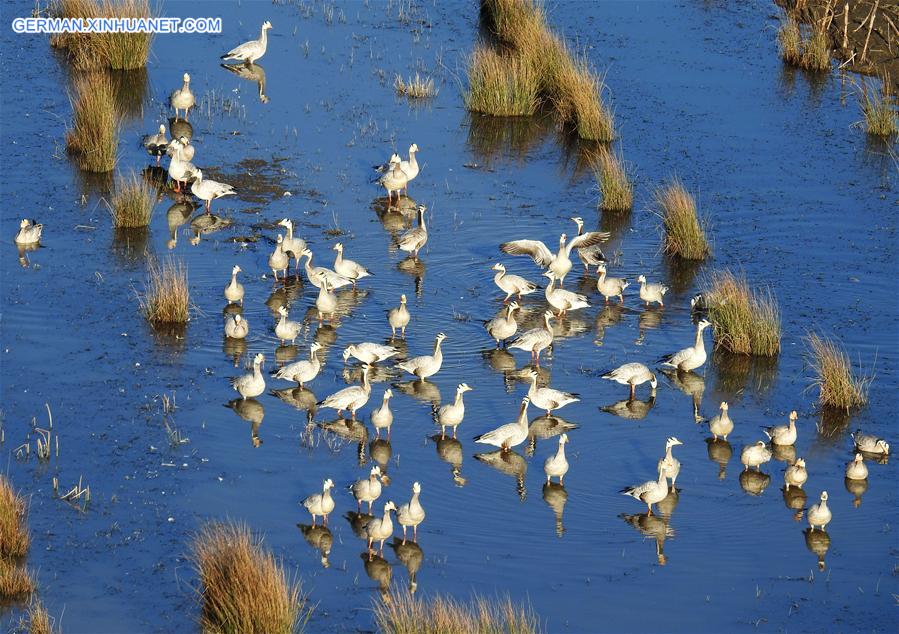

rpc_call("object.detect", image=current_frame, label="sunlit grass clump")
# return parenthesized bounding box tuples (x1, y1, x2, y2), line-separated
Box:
(777, 16, 802, 66)
(66, 72, 119, 173)
(374, 588, 540, 634)
(465, 46, 539, 116)
(141, 259, 190, 324)
(593, 147, 632, 212)
(801, 24, 831, 72)
(547, 44, 615, 142)
(858, 77, 898, 137)
(51, 0, 153, 70)
(655, 179, 711, 260)
(0, 476, 34, 600)
(110, 171, 155, 228)
(806, 333, 870, 410)
(193, 521, 309, 634)
(704, 271, 781, 357)
(26, 600, 55, 634)
(777, 14, 831, 72)
(394, 73, 438, 99)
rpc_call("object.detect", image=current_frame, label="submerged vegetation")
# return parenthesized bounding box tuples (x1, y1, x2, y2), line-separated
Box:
(0, 476, 34, 599)
(193, 521, 309, 634)
(65, 72, 119, 173)
(394, 73, 438, 99)
(141, 259, 191, 324)
(593, 147, 633, 212)
(51, 0, 153, 70)
(655, 179, 711, 260)
(857, 76, 898, 137)
(806, 333, 870, 410)
(703, 271, 781, 357)
(110, 171, 155, 228)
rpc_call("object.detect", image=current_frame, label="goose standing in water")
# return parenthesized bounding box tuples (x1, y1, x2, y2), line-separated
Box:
(142, 124, 168, 165)
(170, 72, 195, 121)
(397, 482, 425, 543)
(230, 353, 265, 400)
(168, 134, 195, 162)
(224, 265, 244, 304)
(500, 229, 609, 287)
(349, 466, 383, 513)
(387, 294, 410, 339)
(315, 280, 338, 322)
(166, 139, 196, 193)
(190, 169, 235, 213)
(543, 271, 589, 317)
(658, 437, 683, 489)
(492, 263, 538, 303)
(302, 478, 335, 526)
(364, 501, 397, 559)
(344, 343, 399, 365)
(784, 458, 808, 489)
(275, 305, 301, 345)
(706, 401, 734, 440)
(601, 362, 657, 400)
(370, 389, 394, 439)
(807, 491, 832, 531)
(278, 219, 306, 273)
(543, 433, 569, 484)
(851, 430, 890, 455)
(301, 248, 352, 289)
(474, 397, 530, 452)
(741, 440, 772, 471)
(509, 310, 554, 365)
(221, 20, 272, 64)
(659, 319, 711, 372)
(224, 314, 249, 339)
(395, 144, 420, 195)
(526, 370, 579, 415)
(319, 364, 372, 420)
(571, 217, 606, 270)
(379, 161, 409, 205)
(763, 410, 798, 446)
(273, 343, 322, 388)
(434, 383, 472, 439)
(269, 235, 290, 281)
(398, 205, 428, 258)
(637, 275, 669, 307)
(485, 301, 520, 347)
(14, 219, 42, 245)
(596, 262, 629, 304)
(397, 332, 445, 379)
(845, 453, 868, 480)
(621, 465, 669, 516)
(333, 242, 373, 287)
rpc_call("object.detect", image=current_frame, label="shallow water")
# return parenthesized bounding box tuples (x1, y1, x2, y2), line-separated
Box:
(1, 0, 897, 632)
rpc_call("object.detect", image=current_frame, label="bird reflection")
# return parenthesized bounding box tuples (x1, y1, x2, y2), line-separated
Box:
(526, 414, 578, 457)
(345, 510, 374, 541)
(542, 482, 568, 537)
(313, 324, 339, 359)
(482, 348, 517, 389)
(168, 117, 193, 142)
(222, 334, 247, 367)
(221, 62, 269, 103)
(844, 477, 868, 508)
(660, 368, 704, 422)
(782, 486, 807, 521)
(377, 208, 413, 237)
(771, 443, 797, 465)
(318, 417, 368, 464)
(635, 307, 663, 345)
(599, 395, 656, 420)
(141, 165, 168, 195)
(392, 379, 441, 406)
(397, 256, 425, 296)
(803, 527, 830, 570)
(16, 243, 40, 268)
(739, 469, 771, 496)
(275, 344, 299, 365)
(656, 486, 679, 520)
(430, 434, 466, 486)
(189, 212, 233, 245)
(222, 302, 243, 317)
(370, 438, 392, 481)
(389, 537, 423, 594)
(360, 551, 392, 596)
(620, 512, 674, 566)
(269, 386, 318, 421)
(475, 449, 527, 501)
(225, 397, 264, 447)
(298, 523, 332, 568)
(503, 362, 550, 392)
(705, 438, 732, 480)
(265, 279, 303, 317)
(344, 363, 395, 385)
(594, 303, 625, 345)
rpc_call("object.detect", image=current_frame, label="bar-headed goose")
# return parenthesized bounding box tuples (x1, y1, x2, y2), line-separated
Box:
(500, 229, 609, 287)
(398, 205, 428, 258)
(221, 20, 272, 64)
(571, 217, 606, 269)
(278, 219, 306, 272)
(784, 458, 808, 489)
(170, 72, 195, 121)
(142, 124, 168, 165)
(224, 265, 244, 304)
(364, 500, 397, 559)
(601, 362, 657, 400)
(658, 437, 683, 489)
(273, 343, 322, 388)
(168, 134, 195, 162)
(344, 342, 399, 365)
(543, 271, 589, 316)
(659, 319, 711, 372)
(845, 453, 868, 480)
(370, 389, 394, 439)
(333, 242, 372, 286)
(492, 263, 538, 302)
(224, 314, 249, 339)
(474, 397, 530, 452)
(596, 262, 628, 304)
(301, 248, 352, 289)
(275, 305, 301, 344)
(509, 310, 554, 365)
(166, 138, 196, 193)
(763, 410, 798, 446)
(387, 294, 410, 339)
(637, 275, 669, 307)
(621, 465, 669, 516)
(526, 370, 579, 415)
(741, 440, 772, 471)
(397, 332, 445, 379)
(14, 219, 42, 245)
(230, 353, 265, 400)
(543, 433, 569, 484)
(269, 235, 290, 281)
(190, 169, 235, 213)
(397, 482, 425, 543)
(851, 430, 889, 455)
(807, 491, 832, 531)
(315, 280, 338, 322)
(485, 301, 520, 346)
(707, 401, 733, 440)
(349, 466, 383, 513)
(302, 478, 335, 526)
(379, 161, 408, 205)
(435, 383, 472, 439)
(319, 364, 372, 420)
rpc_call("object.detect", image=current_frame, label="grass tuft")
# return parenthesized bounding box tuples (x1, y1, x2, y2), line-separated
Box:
(593, 146, 632, 212)
(806, 333, 870, 410)
(66, 72, 119, 173)
(51, 0, 153, 70)
(141, 259, 190, 324)
(0, 558, 35, 599)
(374, 587, 540, 634)
(394, 73, 438, 99)
(465, 46, 539, 116)
(857, 76, 898, 137)
(777, 16, 802, 66)
(801, 23, 830, 72)
(703, 270, 781, 357)
(0, 476, 30, 559)
(655, 179, 711, 260)
(110, 171, 155, 228)
(27, 600, 55, 634)
(777, 13, 831, 72)
(193, 521, 309, 634)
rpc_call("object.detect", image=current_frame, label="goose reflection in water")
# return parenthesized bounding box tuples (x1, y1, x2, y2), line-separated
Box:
(370, 438, 392, 482)
(739, 469, 771, 496)
(704, 438, 732, 480)
(782, 485, 807, 521)
(318, 417, 369, 465)
(475, 449, 527, 501)
(620, 512, 675, 566)
(803, 527, 830, 570)
(269, 386, 317, 421)
(844, 476, 868, 508)
(225, 397, 264, 447)
(542, 482, 568, 537)
(635, 307, 663, 345)
(274, 343, 299, 365)
(429, 434, 466, 486)
(397, 255, 426, 297)
(392, 378, 441, 406)
(599, 395, 656, 420)
(222, 334, 247, 368)
(526, 414, 578, 457)
(265, 278, 303, 317)
(660, 367, 704, 422)
(593, 302, 625, 345)
(298, 523, 332, 569)
(189, 211, 233, 246)
(360, 551, 392, 597)
(390, 537, 424, 594)
(221, 62, 269, 103)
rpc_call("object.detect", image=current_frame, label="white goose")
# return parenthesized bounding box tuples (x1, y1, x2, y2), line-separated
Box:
(275, 305, 301, 344)
(659, 319, 711, 372)
(492, 263, 538, 302)
(273, 343, 322, 388)
(544, 433, 569, 484)
(301, 248, 352, 289)
(845, 453, 868, 480)
(658, 437, 683, 489)
(500, 229, 609, 286)
(269, 235, 289, 280)
(397, 481, 425, 543)
(485, 301, 520, 346)
(370, 389, 394, 439)
(379, 161, 409, 205)
(741, 440, 772, 471)
(763, 410, 798, 446)
(851, 430, 890, 455)
(435, 383, 472, 439)
(221, 20, 272, 64)
(397, 332, 445, 379)
(637, 275, 669, 307)
(807, 491, 832, 531)
(387, 294, 410, 339)
(474, 397, 530, 451)
(166, 139, 196, 193)
(301, 478, 335, 526)
(277, 219, 306, 272)
(601, 363, 657, 400)
(14, 219, 42, 245)
(707, 401, 734, 440)
(142, 124, 168, 165)
(170, 72, 195, 120)
(784, 458, 808, 489)
(224, 314, 249, 339)
(543, 271, 589, 316)
(343, 343, 399, 365)
(315, 280, 338, 322)
(509, 310, 554, 365)
(168, 134, 195, 162)
(571, 217, 606, 269)
(396, 143, 420, 194)
(621, 465, 669, 516)
(224, 265, 244, 304)
(333, 243, 372, 286)
(398, 205, 428, 258)
(230, 353, 265, 400)
(526, 370, 579, 415)
(364, 500, 397, 558)
(349, 466, 383, 512)
(596, 263, 629, 304)
(190, 169, 235, 213)
(319, 364, 372, 420)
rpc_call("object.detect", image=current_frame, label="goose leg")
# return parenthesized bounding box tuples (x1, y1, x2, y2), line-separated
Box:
(413, 525, 418, 542)
(630, 383, 636, 400)
(402, 525, 407, 544)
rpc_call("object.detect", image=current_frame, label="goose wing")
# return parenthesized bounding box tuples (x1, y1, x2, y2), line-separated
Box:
(500, 240, 553, 267)
(568, 231, 610, 250)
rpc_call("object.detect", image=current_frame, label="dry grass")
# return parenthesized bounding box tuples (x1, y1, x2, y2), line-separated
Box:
(593, 147, 632, 212)
(465, 46, 539, 116)
(0, 476, 30, 559)
(193, 521, 309, 634)
(27, 600, 55, 634)
(141, 259, 190, 324)
(51, 0, 153, 70)
(655, 179, 711, 260)
(546, 43, 615, 142)
(806, 333, 870, 410)
(374, 588, 540, 634)
(801, 23, 830, 72)
(110, 171, 155, 228)
(65, 72, 119, 173)
(777, 13, 831, 72)
(0, 558, 35, 599)
(703, 271, 781, 357)
(857, 77, 898, 137)
(394, 73, 438, 99)
(777, 16, 802, 66)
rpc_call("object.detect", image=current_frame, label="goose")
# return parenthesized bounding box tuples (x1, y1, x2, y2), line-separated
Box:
(741, 440, 772, 471)
(397, 144, 420, 194)
(500, 229, 609, 287)
(14, 219, 42, 245)
(301, 478, 335, 526)
(373, 152, 401, 175)
(343, 343, 399, 365)
(595, 262, 628, 304)
(370, 389, 394, 439)
(851, 430, 889, 455)
(544, 433, 569, 484)
(269, 235, 290, 281)
(707, 402, 734, 440)
(315, 280, 338, 322)
(474, 397, 530, 451)
(300, 248, 352, 289)
(526, 370, 579, 415)
(492, 263, 538, 302)
(349, 466, 383, 513)
(784, 458, 808, 489)
(221, 20, 272, 64)
(397, 332, 445, 379)
(319, 364, 372, 420)
(364, 500, 397, 558)
(485, 301, 520, 346)
(845, 453, 868, 480)
(807, 491, 832, 531)
(170, 72, 195, 120)
(224, 265, 244, 304)
(166, 139, 196, 193)
(763, 410, 798, 446)
(224, 314, 249, 339)
(543, 271, 589, 316)
(274, 305, 301, 344)
(621, 465, 669, 516)
(190, 169, 235, 213)
(379, 161, 409, 204)
(658, 437, 684, 489)
(434, 383, 472, 438)
(273, 343, 322, 388)
(332, 242, 372, 286)
(637, 275, 669, 307)
(168, 134, 195, 162)
(509, 310, 554, 365)
(601, 362, 657, 400)
(277, 219, 306, 272)
(387, 294, 410, 339)
(397, 482, 425, 543)
(142, 124, 168, 165)
(397, 204, 428, 258)
(571, 217, 606, 269)
(230, 353, 265, 400)
(659, 319, 711, 372)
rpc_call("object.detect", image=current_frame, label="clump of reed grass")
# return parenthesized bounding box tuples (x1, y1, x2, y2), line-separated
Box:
(141, 259, 190, 324)
(0, 476, 30, 559)
(777, 13, 831, 72)
(801, 23, 831, 72)
(777, 16, 802, 66)
(857, 76, 898, 137)
(703, 271, 781, 357)
(394, 73, 438, 99)
(0, 558, 35, 599)
(51, 0, 153, 70)
(193, 521, 309, 634)
(806, 333, 870, 409)
(593, 147, 632, 212)
(26, 600, 55, 634)
(374, 588, 540, 634)
(65, 72, 119, 173)
(655, 179, 711, 260)
(465, 46, 539, 116)
(110, 171, 155, 228)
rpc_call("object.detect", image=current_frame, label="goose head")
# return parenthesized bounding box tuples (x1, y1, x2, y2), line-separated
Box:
(416, 204, 427, 216)
(570, 217, 583, 231)
(182, 72, 190, 83)
(383, 388, 393, 400)
(277, 306, 288, 317)
(178, 135, 190, 145)
(275, 234, 284, 245)
(310, 342, 323, 353)
(232, 264, 241, 275)
(262, 20, 273, 30)
(19, 219, 29, 229)
(300, 247, 312, 259)
(666, 437, 683, 449)
(819, 491, 829, 503)
(520, 396, 530, 410)
(698, 319, 712, 331)
(559, 433, 569, 445)
(332, 242, 343, 252)
(457, 383, 472, 394)
(157, 124, 166, 134)
(793, 458, 806, 469)
(370, 466, 382, 477)
(637, 274, 647, 284)
(558, 233, 567, 246)
(399, 294, 407, 304)
(435, 332, 446, 343)
(277, 218, 293, 230)
(755, 440, 766, 448)
(323, 478, 334, 490)
(412, 481, 421, 493)
(853, 453, 864, 464)
(192, 168, 204, 182)
(253, 353, 265, 365)
(542, 310, 554, 323)
(596, 262, 607, 273)
(233, 314, 243, 324)
(542, 271, 556, 281)
(384, 501, 397, 513)
(409, 143, 419, 153)
(720, 401, 729, 412)
(508, 301, 520, 313)
(492, 263, 506, 272)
